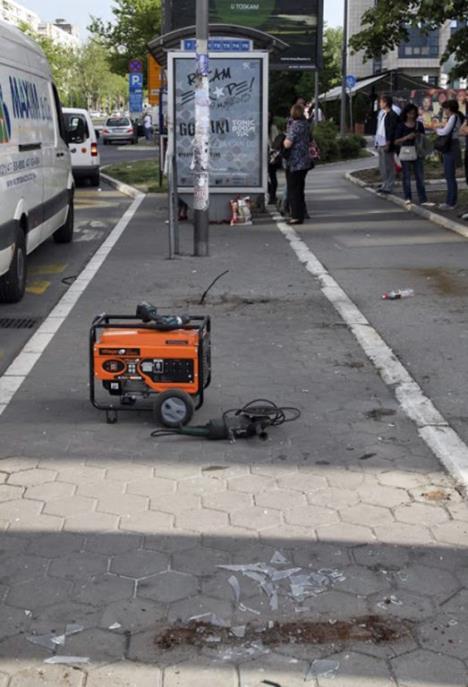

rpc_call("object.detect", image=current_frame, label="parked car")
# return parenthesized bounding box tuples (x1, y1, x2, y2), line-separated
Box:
(63, 108, 100, 186)
(101, 116, 138, 145)
(0, 19, 74, 303)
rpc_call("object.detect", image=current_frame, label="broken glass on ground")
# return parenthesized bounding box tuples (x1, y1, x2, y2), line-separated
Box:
(305, 659, 340, 680)
(44, 656, 90, 665)
(218, 557, 346, 613)
(26, 623, 84, 652)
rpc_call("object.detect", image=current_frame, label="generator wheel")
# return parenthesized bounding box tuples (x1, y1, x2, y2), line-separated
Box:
(153, 390, 194, 428)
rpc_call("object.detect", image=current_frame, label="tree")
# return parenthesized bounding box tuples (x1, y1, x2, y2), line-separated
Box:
(75, 42, 127, 110)
(88, 0, 162, 76)
(349, 0, 468, 79)
(19, 23, 76, 104)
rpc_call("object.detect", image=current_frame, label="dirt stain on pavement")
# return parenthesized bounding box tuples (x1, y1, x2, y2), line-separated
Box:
(415, 268, 467, 296)
(155, 615, 412, 651)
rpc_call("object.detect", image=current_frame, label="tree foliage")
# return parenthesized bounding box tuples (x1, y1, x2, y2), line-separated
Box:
(88, 0, 161, 76)
(349, 0, 468, 78)
(19, 23, 127, 109)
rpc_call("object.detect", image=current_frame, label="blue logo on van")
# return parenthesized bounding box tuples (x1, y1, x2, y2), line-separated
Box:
(9, 76, 52, 122)
(0, 85, 11, 143)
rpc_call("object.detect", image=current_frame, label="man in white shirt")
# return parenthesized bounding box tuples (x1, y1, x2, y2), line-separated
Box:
(375, 95, 400, 194)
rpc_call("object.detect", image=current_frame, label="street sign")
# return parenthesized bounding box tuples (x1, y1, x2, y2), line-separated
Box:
(129, 59, 143, 73)
(182, 38, 252, 52)
(129, 90, 143, 113)
(129, 72, 144, 91)
(346, 74, 357, 90)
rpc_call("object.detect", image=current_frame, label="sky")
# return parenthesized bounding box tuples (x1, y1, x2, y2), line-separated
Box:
(22, 1, 344, 38)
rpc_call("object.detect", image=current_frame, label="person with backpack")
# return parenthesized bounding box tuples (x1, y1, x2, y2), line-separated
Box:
(433, 99, 464, 210)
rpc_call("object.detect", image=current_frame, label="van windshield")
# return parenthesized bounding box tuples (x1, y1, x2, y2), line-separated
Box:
(107, 118, 131, 127)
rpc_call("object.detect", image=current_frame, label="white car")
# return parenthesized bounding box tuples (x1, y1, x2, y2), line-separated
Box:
(63, 108, 100, 186)
(101, 116, 138, 145)
(0, 20, 74, 302)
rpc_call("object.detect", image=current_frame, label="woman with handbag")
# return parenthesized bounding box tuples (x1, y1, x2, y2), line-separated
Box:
(395, 104, 432, 207)
(433, 100, 464, 210)
(283, 104, 311, 225)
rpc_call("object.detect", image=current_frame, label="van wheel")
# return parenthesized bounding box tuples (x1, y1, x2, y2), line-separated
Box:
(90, 170, 100, 187)
(53, 194, 74, 244)
(0, 225, 26, 303)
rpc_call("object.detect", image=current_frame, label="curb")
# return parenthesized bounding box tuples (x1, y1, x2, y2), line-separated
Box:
(346, 171, 468, 240)
(100, 171, 143, 200)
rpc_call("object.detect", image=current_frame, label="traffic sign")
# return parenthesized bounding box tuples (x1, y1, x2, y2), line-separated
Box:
(129, 91, 143, 113)
(128, 73, 144, 91)
(346, 74, 357, 90)
(129, 59, 143, 73)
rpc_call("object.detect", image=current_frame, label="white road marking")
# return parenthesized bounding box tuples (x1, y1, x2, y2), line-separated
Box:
(0, 192, 145, 416)
(275, 213, 468, 490)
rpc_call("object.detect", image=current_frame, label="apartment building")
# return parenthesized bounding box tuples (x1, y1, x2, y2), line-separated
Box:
(0, 0, 80, 49)
(347, 0, 452, 86)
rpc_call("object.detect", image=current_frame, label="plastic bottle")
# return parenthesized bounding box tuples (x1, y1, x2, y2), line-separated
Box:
(382, 289, 414, 300)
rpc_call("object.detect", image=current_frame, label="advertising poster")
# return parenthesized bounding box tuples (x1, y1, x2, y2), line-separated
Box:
(173, 56, 265, 190)
(165, 0, 322, 70)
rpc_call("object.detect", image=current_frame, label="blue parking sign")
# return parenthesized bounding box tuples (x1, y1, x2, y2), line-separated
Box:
(129, 73, 144, 91)
(346, 74, 357, 90)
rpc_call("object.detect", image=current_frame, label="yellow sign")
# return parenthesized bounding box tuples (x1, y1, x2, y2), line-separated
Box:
(148, 55, 162, 106)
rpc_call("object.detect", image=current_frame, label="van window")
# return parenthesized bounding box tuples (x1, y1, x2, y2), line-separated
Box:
(63, 113, 89, 143)
(51, 84, 67, 143)
(106, 117, 131, 127)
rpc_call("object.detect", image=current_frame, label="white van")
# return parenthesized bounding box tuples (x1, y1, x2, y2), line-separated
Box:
(63, 108, 100, 186)
(0, 20, 74, 303)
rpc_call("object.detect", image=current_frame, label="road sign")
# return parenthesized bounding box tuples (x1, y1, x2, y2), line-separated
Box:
(346, 74, 357, 90)
(128, 73, 144, 91)
(129, 90, 143, 113)
(129, 59, 143, 73)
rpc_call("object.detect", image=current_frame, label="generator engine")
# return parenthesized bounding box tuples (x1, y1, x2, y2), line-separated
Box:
(90, 303, 211, 426)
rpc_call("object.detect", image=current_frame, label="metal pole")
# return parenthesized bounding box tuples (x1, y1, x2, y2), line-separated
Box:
(193, 0, 210, 257)
(314, 69, 319, 122)
(340, 0, 349, 136)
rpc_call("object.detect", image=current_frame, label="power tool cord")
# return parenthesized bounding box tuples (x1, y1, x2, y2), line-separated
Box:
(150, 399, 301, 440)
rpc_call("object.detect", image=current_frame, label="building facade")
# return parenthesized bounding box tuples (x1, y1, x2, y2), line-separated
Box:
(347, 0, 452, 86)
(0, 0, 80, 49)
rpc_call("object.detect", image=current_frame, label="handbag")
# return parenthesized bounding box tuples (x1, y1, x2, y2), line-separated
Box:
(434, 116, 458, 154)
(399, 145, 418, 162)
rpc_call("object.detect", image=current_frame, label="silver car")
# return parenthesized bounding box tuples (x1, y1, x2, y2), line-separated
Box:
(101, 116, 138, 145)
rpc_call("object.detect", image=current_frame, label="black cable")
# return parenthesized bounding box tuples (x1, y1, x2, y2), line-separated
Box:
(150, 399, 301, 440)
(199, 270, 229, 305)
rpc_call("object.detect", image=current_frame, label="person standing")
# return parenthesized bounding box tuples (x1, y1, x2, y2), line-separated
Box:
(268, 113, 281, 205)
(143, 110, 153, 143)
(458, 117, 468, 220)
(283, 104, 311, 225)
(433, 99, 464, 210)
(375, 95, 400, 195)
(394, 103, 432, 207)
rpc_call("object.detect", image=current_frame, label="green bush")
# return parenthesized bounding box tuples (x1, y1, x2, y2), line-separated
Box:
(314, 120, 340, 162)
(338, 135, 362, 159)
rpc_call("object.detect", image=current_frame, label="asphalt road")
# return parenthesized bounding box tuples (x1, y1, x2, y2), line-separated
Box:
(0, 179, 132, 376)
(99, 138, 158, 166)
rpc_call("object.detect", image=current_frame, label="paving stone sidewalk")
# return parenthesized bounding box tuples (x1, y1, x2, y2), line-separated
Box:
(0, 195, 467, 685)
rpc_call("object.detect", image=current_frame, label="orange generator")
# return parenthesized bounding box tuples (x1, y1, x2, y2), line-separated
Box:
(90, 303, 211, 425)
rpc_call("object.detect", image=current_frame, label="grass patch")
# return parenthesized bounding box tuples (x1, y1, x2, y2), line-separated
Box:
(353, 157, 464, 185)
(103, 159, 166, 193)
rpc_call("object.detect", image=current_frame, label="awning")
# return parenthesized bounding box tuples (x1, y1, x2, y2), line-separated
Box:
(320, 70, 433, 102)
